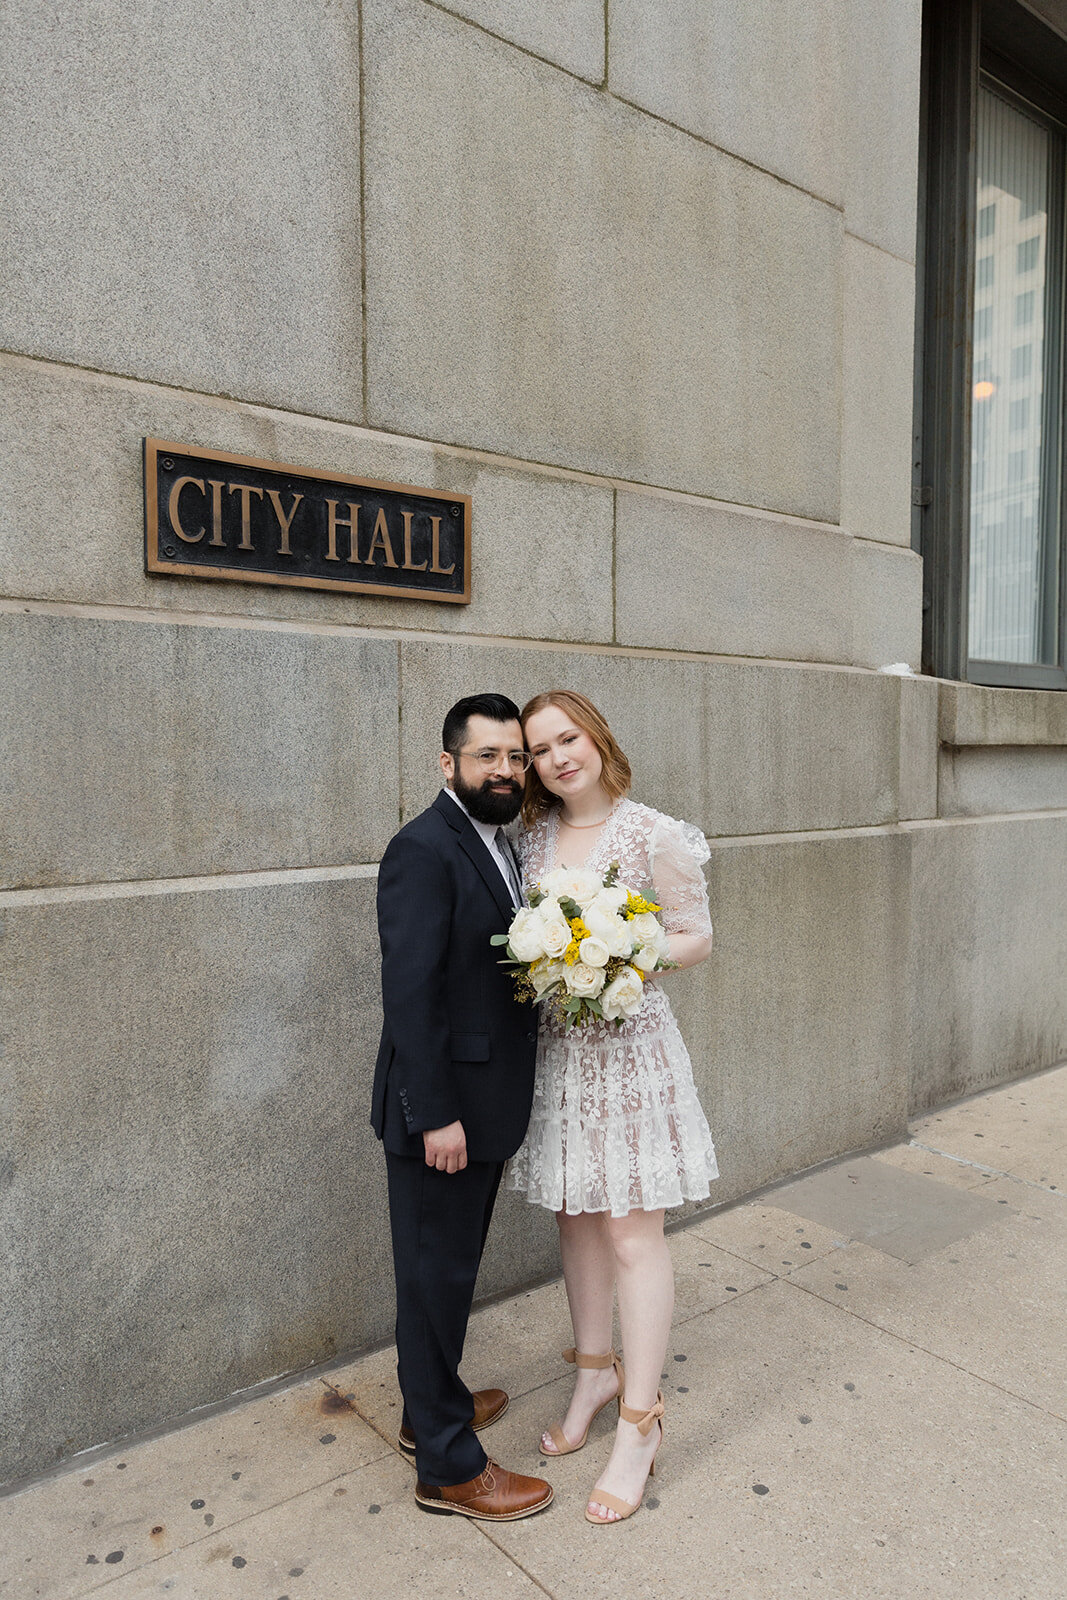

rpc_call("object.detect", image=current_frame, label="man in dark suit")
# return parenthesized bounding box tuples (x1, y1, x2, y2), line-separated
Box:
(371, 693, 552, 1521)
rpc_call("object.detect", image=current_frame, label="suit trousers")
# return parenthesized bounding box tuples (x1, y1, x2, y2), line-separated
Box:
(385, 1150, 503, 1486)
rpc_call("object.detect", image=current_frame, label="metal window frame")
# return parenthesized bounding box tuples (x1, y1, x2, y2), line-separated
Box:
(916, 0, 1067, 689)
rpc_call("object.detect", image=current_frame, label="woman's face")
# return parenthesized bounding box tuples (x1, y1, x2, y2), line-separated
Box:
(524, 704, 605, 805)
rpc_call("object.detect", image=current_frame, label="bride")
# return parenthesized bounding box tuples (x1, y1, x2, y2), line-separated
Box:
(508, 689, 718, 1524)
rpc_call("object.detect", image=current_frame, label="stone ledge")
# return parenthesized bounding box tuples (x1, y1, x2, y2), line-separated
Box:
(939, 681, 1067, 748)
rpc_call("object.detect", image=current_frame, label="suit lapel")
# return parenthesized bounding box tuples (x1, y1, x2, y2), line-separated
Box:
(434, 791, 516, 923)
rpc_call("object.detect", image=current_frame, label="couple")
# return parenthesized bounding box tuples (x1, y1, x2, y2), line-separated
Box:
(370, 691, 718, 1525)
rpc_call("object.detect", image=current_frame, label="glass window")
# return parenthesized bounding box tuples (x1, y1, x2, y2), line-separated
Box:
(977, 254, 994, 289)
(1016, 234, 1041, 271)
(968, 83, 1061, 668)
(1010, 344, 1033, 379)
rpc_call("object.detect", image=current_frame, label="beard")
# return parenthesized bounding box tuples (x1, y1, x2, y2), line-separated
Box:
(452, 768, 524, 825)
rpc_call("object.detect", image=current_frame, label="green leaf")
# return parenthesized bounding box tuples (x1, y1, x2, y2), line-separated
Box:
(490, 933, 511, 946)
(558, 896, 583, 920)
(528, 887, 545, 907)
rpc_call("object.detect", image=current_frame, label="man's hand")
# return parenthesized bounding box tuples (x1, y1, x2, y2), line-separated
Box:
(423, 1120, 468, 1173)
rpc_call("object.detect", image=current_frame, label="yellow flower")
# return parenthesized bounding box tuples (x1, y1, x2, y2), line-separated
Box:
(624, 891, 661, 917)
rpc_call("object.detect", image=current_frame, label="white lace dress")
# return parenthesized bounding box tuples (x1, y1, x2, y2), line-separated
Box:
(507, 798, 719, 1217)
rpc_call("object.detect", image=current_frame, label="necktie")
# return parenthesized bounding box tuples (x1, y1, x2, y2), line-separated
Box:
(495, 828, 524, 907)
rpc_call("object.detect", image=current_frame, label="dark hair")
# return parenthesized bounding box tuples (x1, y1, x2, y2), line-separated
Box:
(520, 690, 632, 825)
(442, 693, 522, 757)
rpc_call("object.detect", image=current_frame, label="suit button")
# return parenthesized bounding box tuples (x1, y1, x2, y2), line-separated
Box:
(527, 1031, 536, 1042)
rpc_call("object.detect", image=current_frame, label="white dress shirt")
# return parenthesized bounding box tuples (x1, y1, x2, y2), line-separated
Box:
(443, 786, 522, 905)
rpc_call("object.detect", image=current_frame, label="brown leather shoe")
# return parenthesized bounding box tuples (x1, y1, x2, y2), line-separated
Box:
(397, 1387, 509, 1455)
(415, 1460, 553, 1521)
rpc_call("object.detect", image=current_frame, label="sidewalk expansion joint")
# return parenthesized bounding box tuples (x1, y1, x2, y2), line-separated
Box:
(475, 1523, 561, 1597)
(783, 1275, 1067, 1425)
(909, 1139, 1064, 1196)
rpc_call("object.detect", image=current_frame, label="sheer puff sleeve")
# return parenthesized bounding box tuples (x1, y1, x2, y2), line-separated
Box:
(648, 814, 712, 943)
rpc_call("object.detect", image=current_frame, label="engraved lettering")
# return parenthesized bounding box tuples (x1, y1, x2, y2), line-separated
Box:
(207, 479, 225, 546)
(325, 499, 361, 563)
(266, 489, 303, 556)
(227, 482, 264, 551)
(401, 509, 428, 572)
(168, 476, 206, 543)
(429, 514, 455, 576)
(366, 507, 399, 569)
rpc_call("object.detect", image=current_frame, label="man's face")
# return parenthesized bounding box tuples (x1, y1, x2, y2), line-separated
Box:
(441, 714, 525, 825)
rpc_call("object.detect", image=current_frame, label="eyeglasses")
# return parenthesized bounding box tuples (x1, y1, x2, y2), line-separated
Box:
(461, 748, 532, 773)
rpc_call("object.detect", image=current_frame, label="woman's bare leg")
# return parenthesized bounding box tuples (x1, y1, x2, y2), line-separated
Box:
(587, 1208, 672, 1520)
(541, 1209, 620, 1453)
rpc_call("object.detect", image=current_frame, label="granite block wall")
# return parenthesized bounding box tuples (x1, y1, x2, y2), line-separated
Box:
(2, 0, 1064, 1489)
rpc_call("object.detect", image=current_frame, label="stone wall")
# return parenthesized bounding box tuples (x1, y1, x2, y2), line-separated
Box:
(2, 0, 1065, 1488)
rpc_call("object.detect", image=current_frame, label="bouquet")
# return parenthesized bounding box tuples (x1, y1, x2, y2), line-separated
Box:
(492, 861, 674, 1027)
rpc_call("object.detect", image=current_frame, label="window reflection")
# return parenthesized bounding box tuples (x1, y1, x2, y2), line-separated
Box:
(969, 83, 1060, 665)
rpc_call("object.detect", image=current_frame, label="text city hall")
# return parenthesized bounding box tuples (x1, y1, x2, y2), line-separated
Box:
(166, 474, 456, 574)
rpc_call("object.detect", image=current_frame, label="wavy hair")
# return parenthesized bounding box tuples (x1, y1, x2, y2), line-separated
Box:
(520, 690, 631, 826)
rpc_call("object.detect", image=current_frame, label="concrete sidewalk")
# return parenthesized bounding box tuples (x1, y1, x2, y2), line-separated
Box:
(3, 1066, 1065, 1600)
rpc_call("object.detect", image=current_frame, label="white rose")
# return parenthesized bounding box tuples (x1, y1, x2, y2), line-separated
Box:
(632, 942, 659, 972)
(545, 867, 602, 908)
(578, 935, 610, 968)
(629, 912, 662, 944)
(507, 907, 548, 963)
(583, 905, 633, 958)
(589, 886, 628, 915)
(538, 908, 572, 959)
(600, 965, 645, 1020)
(530, 958, 566, 998)
(563, 961, 604, 998)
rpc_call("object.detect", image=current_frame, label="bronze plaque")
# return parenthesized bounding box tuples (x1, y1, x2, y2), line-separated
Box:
(144, 439, 471, 603)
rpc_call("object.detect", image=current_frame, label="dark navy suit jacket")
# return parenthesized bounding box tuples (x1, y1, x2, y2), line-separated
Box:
(371, 790, 538, 1163)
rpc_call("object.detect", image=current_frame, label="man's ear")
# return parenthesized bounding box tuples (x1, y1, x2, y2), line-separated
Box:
(440, 750, 455, 784)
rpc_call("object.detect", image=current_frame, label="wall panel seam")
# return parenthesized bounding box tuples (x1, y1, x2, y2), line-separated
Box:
(0, 863, 380, 909)
(0, 349, 843, 528)
(1, 597, 896, 674)
(843, 229, 918, 269)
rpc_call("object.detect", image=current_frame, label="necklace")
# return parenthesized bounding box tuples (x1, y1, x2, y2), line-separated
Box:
(558, 805, 615, 829)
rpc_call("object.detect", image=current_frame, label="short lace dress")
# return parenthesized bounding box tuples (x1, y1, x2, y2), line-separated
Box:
(507, 798, 719, 1218)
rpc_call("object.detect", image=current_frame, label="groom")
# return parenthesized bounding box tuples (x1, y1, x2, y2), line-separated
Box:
(371, 693, 551, 1520)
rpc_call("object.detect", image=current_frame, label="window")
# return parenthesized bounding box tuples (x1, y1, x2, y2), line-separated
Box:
(1017, 234, 1041, 271)
(916, 0, 1067, 688)
(1009, 343, 1033, 380)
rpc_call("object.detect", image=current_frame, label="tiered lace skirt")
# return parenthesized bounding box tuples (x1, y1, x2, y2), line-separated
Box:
(508, 987, 718, 1217)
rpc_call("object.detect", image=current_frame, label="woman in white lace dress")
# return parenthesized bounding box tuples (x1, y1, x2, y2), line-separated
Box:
(508, 690, 718, 1524)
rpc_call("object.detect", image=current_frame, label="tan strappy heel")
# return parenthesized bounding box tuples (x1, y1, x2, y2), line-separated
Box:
(584, 1391, 665, 1524)
(540, 1347, 625, 1456)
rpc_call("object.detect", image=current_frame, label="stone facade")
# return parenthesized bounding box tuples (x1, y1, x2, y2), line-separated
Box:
(2, 0, 1064, 1487)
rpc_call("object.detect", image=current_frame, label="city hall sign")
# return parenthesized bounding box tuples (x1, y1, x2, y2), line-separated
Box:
(144, 439, 471, 603)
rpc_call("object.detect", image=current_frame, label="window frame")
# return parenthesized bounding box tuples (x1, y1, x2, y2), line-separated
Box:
(916, 0, 1067, 689)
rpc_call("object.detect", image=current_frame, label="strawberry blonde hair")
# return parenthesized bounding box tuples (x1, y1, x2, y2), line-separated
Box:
(520, 690, 632, 826)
